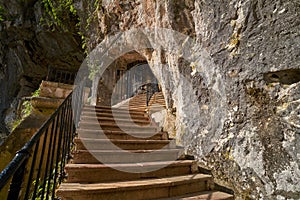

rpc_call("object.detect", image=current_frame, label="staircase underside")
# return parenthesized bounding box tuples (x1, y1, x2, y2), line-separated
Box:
(56, 93, 233, 200)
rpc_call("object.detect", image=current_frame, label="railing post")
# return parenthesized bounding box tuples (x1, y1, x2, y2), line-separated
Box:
(146, 84, 150, 107)
(7, 150, 29, 200)
(146, 83, 156, 107)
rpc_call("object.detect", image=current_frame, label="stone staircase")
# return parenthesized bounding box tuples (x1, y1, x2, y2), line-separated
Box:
(56, 93, 234, 200)
(117, 92, 166, 112)
(117, 93, 148, 110)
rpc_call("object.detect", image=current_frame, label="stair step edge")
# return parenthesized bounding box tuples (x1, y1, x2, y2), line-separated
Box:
(57, 174, 211, 192)
(65, 160, 196, 169)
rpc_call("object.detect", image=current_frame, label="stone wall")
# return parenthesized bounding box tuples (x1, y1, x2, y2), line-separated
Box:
(0, 0, 299, 199)
(77, 0, 300, 199)
(0, 0, 84, 140)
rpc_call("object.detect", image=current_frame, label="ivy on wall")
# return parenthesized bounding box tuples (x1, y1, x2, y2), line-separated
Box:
(0, 5, 5, 22)
(41, 0, 78, 31)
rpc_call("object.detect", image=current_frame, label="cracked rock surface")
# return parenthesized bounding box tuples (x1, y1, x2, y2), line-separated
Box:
(0, 0, 299, 199)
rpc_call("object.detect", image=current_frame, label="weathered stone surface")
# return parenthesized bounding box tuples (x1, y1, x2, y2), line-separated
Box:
(0, 0, 299, 199)
(31, 96, 64, 109)
(0, 0, 84, 140)
(39, 81, 74, 99)
(0, 111, 50, 199)
(77, 0, 300, 199)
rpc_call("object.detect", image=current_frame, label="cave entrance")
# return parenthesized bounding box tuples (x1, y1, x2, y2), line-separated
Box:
(95, 51, 160, 106)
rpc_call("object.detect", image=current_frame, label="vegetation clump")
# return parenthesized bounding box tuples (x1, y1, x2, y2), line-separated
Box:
(0, 5, 6, 22)
(41, 0, 78, 31)
(11, 89, 40, 131)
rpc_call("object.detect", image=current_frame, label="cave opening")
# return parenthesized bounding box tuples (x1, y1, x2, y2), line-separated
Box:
(94, 51, 161, 107)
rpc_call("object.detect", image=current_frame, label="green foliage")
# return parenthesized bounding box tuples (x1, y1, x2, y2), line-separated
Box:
(22, 88, 40, 117)
(11, 100, 31, 131)
(32, 88, 40, 97)
(21, 100, 32, 118)
(11, 119, 22, 131)
(30, 167, 60, 200)
(0, 5, 6, 22)
(11, 88, 40, 131)
(88, 61, 101, 80)
(41, 0, 77, 30)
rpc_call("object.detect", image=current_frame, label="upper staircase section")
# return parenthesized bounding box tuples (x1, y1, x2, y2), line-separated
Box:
(115, 92, 166, 113)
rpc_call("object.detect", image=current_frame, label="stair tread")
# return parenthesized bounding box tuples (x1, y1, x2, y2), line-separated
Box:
(80, 117, 150, 124)
(65, 160, 195, 169)
(77, 129, 168, 140)
(79, 121, 155, 127)
(58, 174, 211, 192)
(72, 149, 183, 164)
(76, 138, 172, 143)
(57, 93, 234, 199)
(157, 191, 234, 200)
(75, 138, 176, 150)
(77, 129, 167, 135)
(64, 160, 198, 183)
(117, 107, 147, 111)
(76, 149, 182, 153)
(83, 106, 147, 113)
(82, 110, 146, 114)
(81, 111, 146, 116)
(81, 116, 149, 121)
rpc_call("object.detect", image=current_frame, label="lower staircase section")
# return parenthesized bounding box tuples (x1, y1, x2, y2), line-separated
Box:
(56, 104, 233, 200)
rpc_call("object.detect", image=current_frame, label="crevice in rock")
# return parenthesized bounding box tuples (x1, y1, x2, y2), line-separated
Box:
(263, 69, 300, 84)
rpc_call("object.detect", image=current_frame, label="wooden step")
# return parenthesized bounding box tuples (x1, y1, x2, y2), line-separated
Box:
(79, 121, 158, 132)
(150, 98, 165, 101)
(122, 105, 148, 108)
(118, 108, 147, 111)
(80, 116, 151, 125)
(75, 138, 176, 150)
(118, 108, 147, 112)
(56, 174, 212, 200)
(149, 100, 165, 104)
(65, 160, 198, 183)
(116, 103, 146, 107)
(117, 107, 147, 111)
(77, 129, 169, 140)
(150, 102, 166, 106)
(81, 111, 149, 120)
(157, 191, 234, 200)
(83, 106, 147, 115)
(82, 109, 147, 116)
(72, 149, 184, 164)
(128, 99, 147, 102)
(123, 104, 147, 107)
(56, 96, 234, 200)
(128, 100, 147, 103)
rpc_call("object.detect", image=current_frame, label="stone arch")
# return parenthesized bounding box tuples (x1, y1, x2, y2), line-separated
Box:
(93, 50, 161, 106)
(83, 28, 226, 155)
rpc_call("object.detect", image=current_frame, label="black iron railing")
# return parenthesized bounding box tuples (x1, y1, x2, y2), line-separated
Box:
(146, 83, 159, 106)
(0, 78, 87, 200)
(46, 67, 77, 85)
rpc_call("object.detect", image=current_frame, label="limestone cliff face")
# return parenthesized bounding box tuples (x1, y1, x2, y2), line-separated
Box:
(76, 0, 300, 199)
(0, 0, 299, 199)
(0, 0, 84, 139)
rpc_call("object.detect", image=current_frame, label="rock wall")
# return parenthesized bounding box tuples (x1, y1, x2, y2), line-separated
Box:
(0, 0, 84, 140)
(0, 0, 299, 199)
(77, 0, 300, 199)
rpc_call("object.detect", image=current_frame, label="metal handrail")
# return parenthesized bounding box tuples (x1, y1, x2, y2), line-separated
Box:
(46, 67, 77, 85)
(146, 83, 159, 106)
(0, 78, 87, 200)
